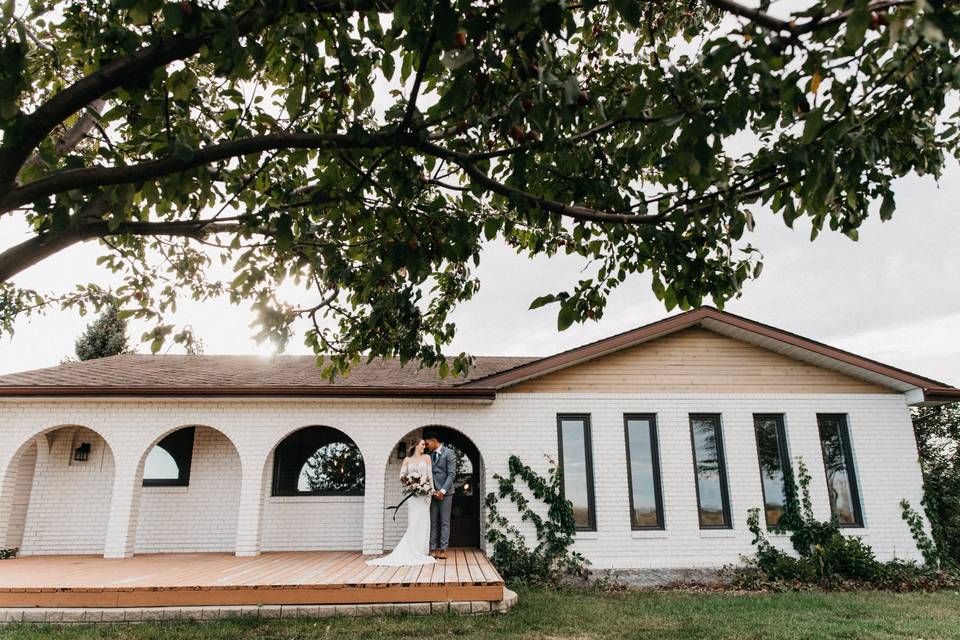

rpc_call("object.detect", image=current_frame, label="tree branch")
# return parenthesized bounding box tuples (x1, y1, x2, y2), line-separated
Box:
(0, 211, 243, 283)
(1, 131, 403, 214)
(0, 1, 397, 193)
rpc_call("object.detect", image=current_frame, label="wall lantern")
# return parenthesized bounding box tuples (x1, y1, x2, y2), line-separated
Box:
(73, 442, 91, 462)
(396, 441, 407, 460)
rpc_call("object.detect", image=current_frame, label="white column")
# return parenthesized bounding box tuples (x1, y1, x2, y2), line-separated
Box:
(102, 462, 142, 558)
(234, 453, 267, 557)
(361, 452, 387, 555)
(0, 454, 14, 549)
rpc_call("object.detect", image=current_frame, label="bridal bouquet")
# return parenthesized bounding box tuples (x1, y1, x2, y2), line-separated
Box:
(400, 469, 433, 497)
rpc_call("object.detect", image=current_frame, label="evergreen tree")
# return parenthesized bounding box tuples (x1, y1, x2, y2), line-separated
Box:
(73, 305, 132, 361)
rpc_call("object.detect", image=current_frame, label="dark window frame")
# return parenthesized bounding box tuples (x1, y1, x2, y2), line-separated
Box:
(143, 427, 195, 487)
(623, 413, 665, 530)
(271, 426, 366, 497)
(556, 413, 597, 532)
(752, 414, 792, 528)
(816, 413, 864, 528)
(689, 413, 733, 530)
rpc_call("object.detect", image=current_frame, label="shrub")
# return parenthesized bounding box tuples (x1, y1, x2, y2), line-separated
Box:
(0, 548, 17, 560)
(734, 460, 956, 591)
(484, 455, 589, 585)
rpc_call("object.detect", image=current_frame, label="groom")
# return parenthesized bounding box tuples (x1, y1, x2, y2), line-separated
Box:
(423, 429, 456, 560)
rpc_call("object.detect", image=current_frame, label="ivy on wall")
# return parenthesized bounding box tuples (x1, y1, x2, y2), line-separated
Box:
(484, 455, 589, 584)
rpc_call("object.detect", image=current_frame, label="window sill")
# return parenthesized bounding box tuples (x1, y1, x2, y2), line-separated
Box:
(142, 486, 189, 494)
(699, 529, 737, 539)
(631, 530, 669, 540)
(269, 495, 364, 503)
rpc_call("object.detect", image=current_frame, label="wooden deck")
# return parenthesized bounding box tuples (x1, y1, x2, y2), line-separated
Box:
(0, 550, 505, 608)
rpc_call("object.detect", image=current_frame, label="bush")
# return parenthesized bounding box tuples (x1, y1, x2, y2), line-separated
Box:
(0, 548, 17, 560)
(732, 460, 957, 591)
(484, 455, 589, 585)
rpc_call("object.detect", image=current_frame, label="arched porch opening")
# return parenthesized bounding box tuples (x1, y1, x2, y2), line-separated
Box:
(260, 425, 366, 551)
(0, 425, 115, 556)
(383, 426, 484, 551)
(134, 425, 242, 553)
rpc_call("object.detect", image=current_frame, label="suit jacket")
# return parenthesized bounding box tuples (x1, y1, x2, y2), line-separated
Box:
(431, 446, 456, 495)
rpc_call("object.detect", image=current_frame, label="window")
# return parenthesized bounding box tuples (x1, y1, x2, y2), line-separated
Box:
(143, 427, 195, 487)
(272, 426, 365, 496)
(753, 414, 791, 527)
(557, 414, 596, 531)
(689, 414, 732, 528)
(624, 414, 664, 530)
(817, 414, 863, 527)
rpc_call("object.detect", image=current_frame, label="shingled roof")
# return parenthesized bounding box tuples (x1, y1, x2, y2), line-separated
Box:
(1, 307, 957, 404)
(0, 354, 535, 398)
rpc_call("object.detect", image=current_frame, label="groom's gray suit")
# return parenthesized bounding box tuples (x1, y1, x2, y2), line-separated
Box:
(429, 445, 457, 552)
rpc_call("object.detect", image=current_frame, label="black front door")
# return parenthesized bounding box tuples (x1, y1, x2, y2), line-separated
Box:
(434, 428, 481, 548)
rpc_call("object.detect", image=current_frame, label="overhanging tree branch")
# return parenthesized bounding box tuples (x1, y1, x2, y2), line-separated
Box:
(0, 211, 243, 283)
(0, 131, 403, 213)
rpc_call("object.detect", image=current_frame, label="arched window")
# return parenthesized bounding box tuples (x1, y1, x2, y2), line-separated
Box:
(143, 427, 195, 486)
(272, 427, 365, 496)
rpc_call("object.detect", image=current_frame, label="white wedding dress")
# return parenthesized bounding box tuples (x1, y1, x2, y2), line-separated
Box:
(366, 459, 437, 566)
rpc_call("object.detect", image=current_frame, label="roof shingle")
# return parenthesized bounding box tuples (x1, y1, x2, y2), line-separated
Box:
(0, 354, 536, 392)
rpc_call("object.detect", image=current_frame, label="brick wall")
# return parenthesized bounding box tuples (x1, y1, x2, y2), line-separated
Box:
(0, 393, 927, 568)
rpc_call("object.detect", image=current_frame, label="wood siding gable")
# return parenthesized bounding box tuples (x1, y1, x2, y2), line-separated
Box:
(509, 327, 892, 394)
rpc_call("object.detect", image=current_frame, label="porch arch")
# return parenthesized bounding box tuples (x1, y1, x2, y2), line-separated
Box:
(0, 424, 116, 556)
(383, 425, 485, 551)
(259, 425, 367, 551)
(133, 425, 243, 553)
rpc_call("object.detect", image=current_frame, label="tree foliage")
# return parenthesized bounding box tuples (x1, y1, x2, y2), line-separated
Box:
(911, 404, 960, 568)
(72, 302, 132, 360)
(1, 0, 959, 375)
(300, 442, 366, 493)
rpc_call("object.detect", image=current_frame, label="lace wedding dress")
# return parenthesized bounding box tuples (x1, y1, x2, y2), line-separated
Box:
(366, 459, 437, 566)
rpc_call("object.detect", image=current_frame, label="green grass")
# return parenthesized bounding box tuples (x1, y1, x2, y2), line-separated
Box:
(2, 587, 960, 639)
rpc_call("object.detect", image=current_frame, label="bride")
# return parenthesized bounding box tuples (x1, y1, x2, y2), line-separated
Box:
(366, 438, 437, 566)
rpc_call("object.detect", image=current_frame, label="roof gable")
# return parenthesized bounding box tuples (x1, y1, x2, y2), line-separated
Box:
(508, 326, 892, 395)
(466, 307, 959, 405)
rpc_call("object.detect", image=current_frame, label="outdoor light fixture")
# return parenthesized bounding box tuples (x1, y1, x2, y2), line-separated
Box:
(73, 442, 91, 462)
(396, 441, 407, 460)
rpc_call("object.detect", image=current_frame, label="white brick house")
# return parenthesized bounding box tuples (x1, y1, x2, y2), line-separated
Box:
(0, 307, 956, 571)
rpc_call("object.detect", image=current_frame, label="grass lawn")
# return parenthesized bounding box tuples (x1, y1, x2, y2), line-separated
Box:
(2, 587, 960, 640)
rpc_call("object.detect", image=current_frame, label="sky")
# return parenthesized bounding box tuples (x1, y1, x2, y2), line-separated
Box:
(1, 2, 959, 385)
(2, 160, 958, 385)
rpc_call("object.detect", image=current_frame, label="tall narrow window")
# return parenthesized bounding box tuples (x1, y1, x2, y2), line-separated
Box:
(817, 414, 863, 527)
(557, 414, 596, 531)
(753, 415, 791, 527)
(624, 415, 664, 530)
(690, 414, 731, 529)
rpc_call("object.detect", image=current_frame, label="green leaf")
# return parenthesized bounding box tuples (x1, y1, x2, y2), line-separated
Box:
(801, 108, 824, 144)
(529, 294, 557, 310)
(879, 193, 895, 221)
(844, 1, 871, 49)
(557, 304, 576, 331)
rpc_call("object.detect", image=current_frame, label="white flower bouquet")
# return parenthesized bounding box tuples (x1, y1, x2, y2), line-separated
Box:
(400, 469, 433, 497)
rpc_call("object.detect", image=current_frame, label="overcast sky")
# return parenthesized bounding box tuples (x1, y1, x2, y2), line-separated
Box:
(1, 160, 958, 385)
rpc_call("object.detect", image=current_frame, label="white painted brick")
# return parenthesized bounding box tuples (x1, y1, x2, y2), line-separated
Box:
(0, 393, 928, 568)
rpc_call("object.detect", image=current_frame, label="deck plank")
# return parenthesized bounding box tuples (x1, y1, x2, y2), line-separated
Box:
(0, 550, 503, 608)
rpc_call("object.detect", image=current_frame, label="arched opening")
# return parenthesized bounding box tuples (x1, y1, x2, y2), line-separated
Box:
(134, 426, 241, 553)
(384, 426, 483, 550)
(261, 426, 365, 551)
(0, 426, 115, 556)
